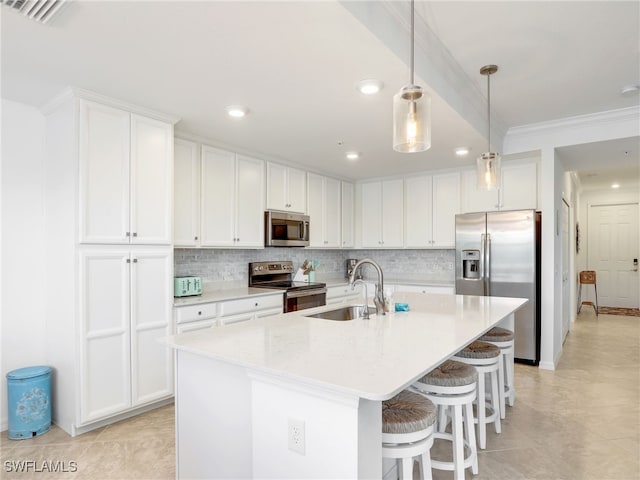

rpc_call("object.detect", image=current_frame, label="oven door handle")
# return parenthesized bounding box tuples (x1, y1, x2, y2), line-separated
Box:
(286, 288, 327, 299)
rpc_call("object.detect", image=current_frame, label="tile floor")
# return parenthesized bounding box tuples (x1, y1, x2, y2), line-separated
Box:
(1, 309, 638, 479)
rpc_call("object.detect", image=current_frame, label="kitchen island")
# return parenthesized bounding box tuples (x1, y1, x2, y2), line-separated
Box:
(163, 292, 526, 479)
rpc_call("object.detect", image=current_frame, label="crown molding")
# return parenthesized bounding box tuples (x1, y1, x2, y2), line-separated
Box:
(40, 87, 181, 124)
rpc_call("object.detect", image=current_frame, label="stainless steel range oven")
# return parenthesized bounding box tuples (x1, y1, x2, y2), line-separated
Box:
(249, 261, 326, 313)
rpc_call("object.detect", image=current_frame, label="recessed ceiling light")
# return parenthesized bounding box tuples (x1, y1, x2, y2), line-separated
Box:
(611, 183, 621, 189)
(455, 147, 470, 157)
(346, 151, 360, 161)
(355, 79, 383, 95)
(225, 105, 249, 118)
(620, 85, 640, 96)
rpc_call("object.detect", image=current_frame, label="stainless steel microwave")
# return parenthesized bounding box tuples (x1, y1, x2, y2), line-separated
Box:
(265, 210, 310, 247)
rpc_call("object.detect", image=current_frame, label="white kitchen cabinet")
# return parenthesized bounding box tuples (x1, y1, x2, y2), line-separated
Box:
(173, 139, 200, 246)
(361, 180, 404, 248)
(326, 283, 362, 305)
(79, 100, 172, 245)
(79, 247, 173, 424)
(201, 146, 265, 247)
(405, 173, 460, 248)
(500, 161, 538, 210)
(393, 284, 455, 295)
(266, 162, 307, 213)
(341, 181, 355, 248)
(43, 90, 178, 436)
(218, 295, 283, 325)
(461, 160, 538, 213)
(307, 173, 341, 248)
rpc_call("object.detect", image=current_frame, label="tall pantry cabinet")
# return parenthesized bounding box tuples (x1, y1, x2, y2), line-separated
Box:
(42, 89, 178, 436)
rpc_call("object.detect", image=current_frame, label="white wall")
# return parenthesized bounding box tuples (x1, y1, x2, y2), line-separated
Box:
(1, 99, 48, 430)
(504, 106, 639, 370)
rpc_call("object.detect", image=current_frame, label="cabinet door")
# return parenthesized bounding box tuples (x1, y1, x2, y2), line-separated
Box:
(79, 100, 130, 244)
(307, 173, 325, 247)
(266, 162, 287, 211)
(432, 172, 460, 247)
(381, 180, 404, 247)
(287, 167, 307, 213)
(79, 249, 131, 422)
(130, 114, 173, 245)
(235, 155, 265, 247)
(130, 249, 173, 405)
(174, 139, 200, 246)
(324, 177, 341, 247)
(201, 146, 236, 246)
(341, 182, 354, 248)
(405, 175, 433, 248)
(501, 162, 538, 210)
(460, 169, 499, 213)
(361, 182, 382, 247)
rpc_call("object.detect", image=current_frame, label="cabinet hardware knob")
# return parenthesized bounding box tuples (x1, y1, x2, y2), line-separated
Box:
(126, 259, 131, 263)
(255, 302, 258, 307)
(132, 232, 137, 237)
(194, 236, 198, 240)
(198, 311, 202, 315)
(133, 258, 138, 263)
(126, 232, 130, 237)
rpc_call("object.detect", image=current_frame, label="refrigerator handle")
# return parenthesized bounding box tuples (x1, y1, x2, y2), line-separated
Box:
(486, 233, 492, 296)
(480, 233, 486, 295)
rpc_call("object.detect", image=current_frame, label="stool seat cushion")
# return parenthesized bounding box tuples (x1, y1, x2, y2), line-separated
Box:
(479, 327, 514, 342)
(417, 360, 477, 387)
(382, 390, 436, 434)
(456, 341, 500, 359)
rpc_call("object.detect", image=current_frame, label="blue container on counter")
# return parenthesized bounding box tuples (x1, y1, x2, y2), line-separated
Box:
(6, 366, 52, 439)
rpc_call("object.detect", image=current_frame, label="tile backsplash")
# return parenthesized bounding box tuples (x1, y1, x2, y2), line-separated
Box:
(175, 248, 455, 287)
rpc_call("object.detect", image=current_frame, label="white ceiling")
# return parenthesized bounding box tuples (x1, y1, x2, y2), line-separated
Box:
(1, 1, 638, 187)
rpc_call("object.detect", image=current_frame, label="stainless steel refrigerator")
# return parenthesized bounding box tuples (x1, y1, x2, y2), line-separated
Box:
(455, 210, 541, 365)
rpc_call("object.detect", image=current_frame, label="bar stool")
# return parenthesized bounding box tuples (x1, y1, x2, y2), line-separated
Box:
(479, 327, 515, 417)
(412, 360, 478, 480)
(382, 390, 437, 480)
(453, 341, 501, 449)
(577, 270, 598, 315)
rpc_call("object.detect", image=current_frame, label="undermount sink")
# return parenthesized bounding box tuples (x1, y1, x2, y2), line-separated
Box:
(305, 305, 376, 321)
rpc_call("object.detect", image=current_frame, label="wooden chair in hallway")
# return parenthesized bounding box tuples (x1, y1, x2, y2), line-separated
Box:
(577, 270, 598, 316)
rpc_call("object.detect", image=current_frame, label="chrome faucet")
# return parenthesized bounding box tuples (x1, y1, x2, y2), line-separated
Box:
(349, 258, 385, 316)
(351, 279, 370, 319)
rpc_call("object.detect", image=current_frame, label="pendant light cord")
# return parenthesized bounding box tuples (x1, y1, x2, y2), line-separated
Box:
(487, 72, 491, 151)
(410, 0, 415, 85)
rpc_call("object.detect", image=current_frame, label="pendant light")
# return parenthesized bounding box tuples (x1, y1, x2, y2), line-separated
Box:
(393, 0, 431, 153)
(477, 64, 501, 190)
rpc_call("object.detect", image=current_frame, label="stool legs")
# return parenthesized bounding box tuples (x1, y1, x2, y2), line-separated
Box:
(505, 348, 515, 407)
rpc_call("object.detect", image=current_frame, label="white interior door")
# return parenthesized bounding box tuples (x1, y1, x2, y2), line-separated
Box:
(562, 200, 570, 341)
(588, 203, 639, 308)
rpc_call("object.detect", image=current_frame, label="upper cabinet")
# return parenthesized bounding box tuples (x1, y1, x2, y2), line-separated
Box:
(405, 172, 459, 248)
(174, 139, 200, 246)
(200, 146, 265, 248)
(461, 159, 538, 213)
(341, 181, 355, 248)
(361, 179, 404, 248)
(79, 100, 172, 245)
(307, 173, 341, 248)
(266, 162, 306, 213)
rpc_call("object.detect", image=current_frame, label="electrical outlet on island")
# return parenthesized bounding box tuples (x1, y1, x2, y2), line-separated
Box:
(288, 418, 306, 455)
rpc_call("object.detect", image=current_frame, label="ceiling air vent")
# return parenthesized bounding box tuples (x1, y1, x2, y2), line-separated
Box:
(1, 0, 67, 25)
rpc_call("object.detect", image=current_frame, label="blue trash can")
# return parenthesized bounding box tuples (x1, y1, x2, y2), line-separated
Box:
(6, 366, 52, 439)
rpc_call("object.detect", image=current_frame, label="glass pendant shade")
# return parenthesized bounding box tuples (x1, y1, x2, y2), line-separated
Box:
(476, 152, 501, 190)
(393, 85, 431, 153)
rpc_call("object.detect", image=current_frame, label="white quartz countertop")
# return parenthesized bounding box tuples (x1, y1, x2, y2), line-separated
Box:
(164, 292, 526, 400)
(173, 287, 283, 306)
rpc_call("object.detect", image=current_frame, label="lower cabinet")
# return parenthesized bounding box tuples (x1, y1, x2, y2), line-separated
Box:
(174, 294, 283, 334)
(393, 284, 455, 295)
(79, 247, 173, 424)
(326, 284, 362, 305)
